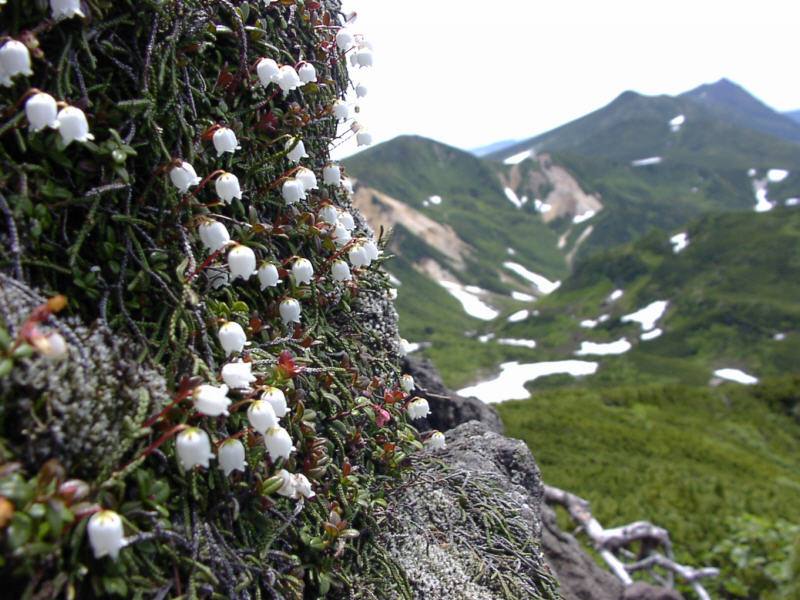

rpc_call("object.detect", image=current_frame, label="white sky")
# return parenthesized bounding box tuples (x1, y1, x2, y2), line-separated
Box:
(335, 0, 800, 157)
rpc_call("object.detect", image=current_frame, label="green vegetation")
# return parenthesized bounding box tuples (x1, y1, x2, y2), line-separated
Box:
(497, 377, 800, 599)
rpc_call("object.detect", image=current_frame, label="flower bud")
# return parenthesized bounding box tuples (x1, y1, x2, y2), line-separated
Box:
(277, 65, 301, 93)
(319, 204, 339, 224)
(426, 431, 446, 451)
(193, 383, 231, 416)
(212, 127, 240, 156)
(298, 62, 317, 84)
(247, 400, 278, 434)
(176, 427, 214, 470)
(356, 130, 373, 147)
(322, 165, 342, 187)
(198, 220, 231, 253)
(256, 58, 280, 87)
(407, 397, 430, 420)
(0, 41, 32, 87)
(264, 426, 294, 461)
(261, 386, 289, 418)
(296, 167, 318, 191)
(276, 468, 296, 497)
(218, 439, 247, 476)
(332, 100, 349, 121)
(400, 374, 414, 393)
(291, 257, 314, 285)
(285, 137, 308, 163)
(169, 161, 202, 193)
(214, 172, 242, 204)
(338, 211, 355, 231)
(221, 361, 256, 389)
(331, 259, 352, 282)
(279, 298, 302, 325)
(25, 93, 59, 132)
(218, 321, 246, 355)
(56, 106, 94, 146)
(228, 244, 256, 281)
(355, 47, 373, 67)
(32, 331, 69, 361)
(282, 178, 306, 205)
(50, 0, 85, 19)
(258, 263, 281, 290)
(356, 83, 368, 98)
(88, 510, 127, 560)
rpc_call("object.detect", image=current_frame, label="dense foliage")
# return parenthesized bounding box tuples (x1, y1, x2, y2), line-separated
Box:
(0, 1, 423, 598)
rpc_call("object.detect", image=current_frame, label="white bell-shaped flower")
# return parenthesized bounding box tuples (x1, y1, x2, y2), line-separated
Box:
(322, 165, 341, 187)
(338, 211, 355, 231)
(355, 47, 373, 67)
(256, 58, 280, 87)
(50, 0, 85, 19)
(279, 298, 301, 325)
(348, 243, 370, 268)
(56, 106, 94, 146)
(285, 137, 308, 163)
(0, 41, 32, 87)
(247, 400, 278, 434)
(426, 431, 446, 451)
(400, 374, 415, 393)
(258, 263, 281, 290)
(319, 204, 339, 224)
(25, 93, 59, 132)
(332, 222, 351, 248)
(331, 260, 352, 282)
(218, 439, 247, 476)
(277, 65, 301, 93)
(282, 178, 306, 205)
(407, 397, 431, 420)
(356, 130, 372, 147)
(213, 127, 240, 156)
(356, 83, 368, 98)
(342, 177, 354, 195)
(332, 100, 349, 121)
(291, 257, 314, 285)
(88, 510, 127, 560)
(193, 383, 231, 416)
(298, 62, 317, 84)
(364, 239, 380, 261)
(296, 167, 318, 191)
(261, 387, 289, 418)
(276, 468, 297, 497)
(293, 473, 315, 499)
(215, 172, 242, 203)
(221, 361, 256, 389)
(218, 321, 246, 355)
(176, 427, 214, 470)
(264, 426, 294, 461)
(169, 161, 202, 193)
(228, 244, 256, 281)
(335, 29, 355, 52)
(198, 220, 231, 253)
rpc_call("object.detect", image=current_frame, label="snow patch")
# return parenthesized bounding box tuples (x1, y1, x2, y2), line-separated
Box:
(508, 309, 530, 323)
(773, 332, 786, 341)
(438, 280, 499, 321)
(631, 156, 662, 167)
(504, 149, 534, 165)
(767, 169, 789, 183)
(786, 198, 799, 207)
(622, 300, 668, 331)
(478, 333, 495, 343)
(573, 210, 596, 224)
(640, 328, 663, 341)
(457, 360, 599, 403)
(580, 319, 597, 329)
(503, 262, 561, 294)
(428, 195, 442, 205)
(670, 232, 689, 253)
(574, 337, 632, 356)
(504, 187, 523, 209)
(608, 289, 624, 302)
(534, 199, 552, 213)
(713, 368, 758, 385)
(465, 285, 485, 294)
(747, 168, 757, 177)
(669, 114, 685, 132)
(511, 291, 536, 302)
(497, 338, 537, 349)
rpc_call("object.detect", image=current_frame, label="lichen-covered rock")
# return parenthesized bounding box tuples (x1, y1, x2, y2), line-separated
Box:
(403, 355, 504, 433)
(355, 421, 561, 599)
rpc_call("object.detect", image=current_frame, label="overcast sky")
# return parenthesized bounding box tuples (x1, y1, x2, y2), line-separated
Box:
(335, 0, 799, 157)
